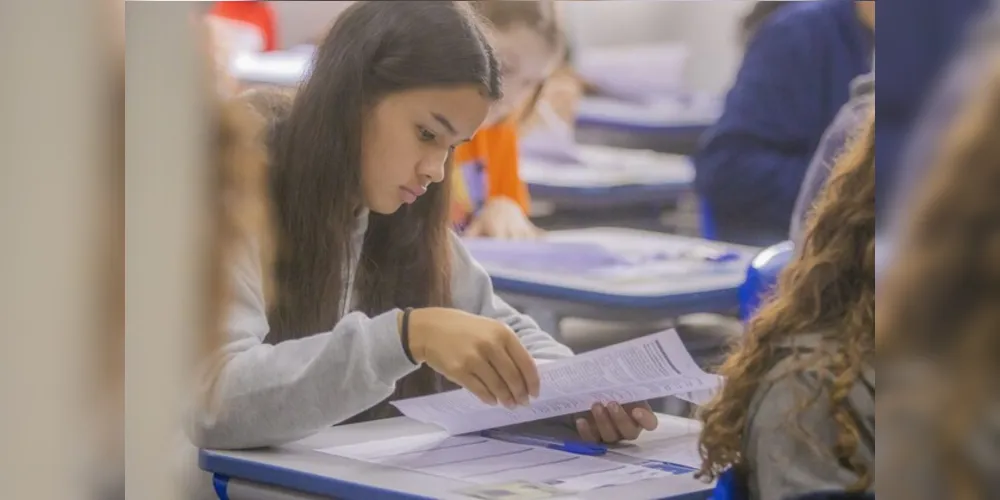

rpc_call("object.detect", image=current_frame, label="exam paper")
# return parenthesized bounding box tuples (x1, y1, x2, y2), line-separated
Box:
(610, 434, 704, 470)
(319, 432, 672, 493)
(391, 330, 720, 435)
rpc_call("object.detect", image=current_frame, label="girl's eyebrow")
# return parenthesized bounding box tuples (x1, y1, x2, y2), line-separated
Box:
(431, 113, 457, 135)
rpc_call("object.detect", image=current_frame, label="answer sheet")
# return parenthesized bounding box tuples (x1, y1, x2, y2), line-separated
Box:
(610, 434, 704, 470)
(319, 432, 673, 493)
(391, 330, 720, 435)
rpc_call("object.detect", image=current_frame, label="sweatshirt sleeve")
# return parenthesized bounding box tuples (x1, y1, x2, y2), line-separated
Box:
(187, 241, 420, 450)
(447, 232, 574, 360)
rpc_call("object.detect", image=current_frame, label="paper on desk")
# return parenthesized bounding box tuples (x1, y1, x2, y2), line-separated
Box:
(320, 432, 672, 493)
(519, 102, 582, 164)
(391, 330, 720, 435)
(611, 434, 704, 470)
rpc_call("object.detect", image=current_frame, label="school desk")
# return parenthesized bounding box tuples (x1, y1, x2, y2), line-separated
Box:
(202, 413, 713, 500)
(574, 95, 722, 156)
(519, 144, 694, 209)
(462, 228, 756, 339)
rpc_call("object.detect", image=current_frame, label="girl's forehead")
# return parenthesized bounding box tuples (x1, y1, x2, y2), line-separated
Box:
(377, 87, 491, 138)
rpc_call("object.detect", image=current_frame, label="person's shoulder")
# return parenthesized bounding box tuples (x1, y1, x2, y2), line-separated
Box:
(753, 0, 850, 43)
(751, 336, 837, 415)
(742, 0, 843, 60)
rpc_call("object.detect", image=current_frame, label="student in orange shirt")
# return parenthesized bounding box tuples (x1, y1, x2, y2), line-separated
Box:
(452, 1, 566, 239)
(207, 1, 278, 54)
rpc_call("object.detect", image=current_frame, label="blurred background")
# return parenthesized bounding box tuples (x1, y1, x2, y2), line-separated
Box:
(9, 0, 999, 499)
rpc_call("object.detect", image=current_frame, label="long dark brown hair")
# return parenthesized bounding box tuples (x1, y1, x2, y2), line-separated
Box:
(877, 50, 1000, 499)
(698, 111, 876, 488)
(263, 1, 501, 421)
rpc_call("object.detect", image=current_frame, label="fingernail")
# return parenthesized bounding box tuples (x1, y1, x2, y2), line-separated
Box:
(609, 402, 621, 413)
(632, 408, 644, 419)
(576, 418, 588, 430)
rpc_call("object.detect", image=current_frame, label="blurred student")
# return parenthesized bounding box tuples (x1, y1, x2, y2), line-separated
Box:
(878, 47, 1000, 500)
(698, 113, 875, 500)
(189, 2, 657, 451)
(791, 69, 874, 243)
(207, 1, 278, 54)
(877, 0, 988, 222)
(109, 9, 274, 499)
(693, 0, 873, 245)
(451, 0, 565, 239)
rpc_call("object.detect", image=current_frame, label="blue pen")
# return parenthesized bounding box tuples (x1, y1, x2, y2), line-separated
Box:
(481, 430, 607, 456)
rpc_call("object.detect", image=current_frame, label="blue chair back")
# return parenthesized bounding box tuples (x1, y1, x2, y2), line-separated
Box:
(739, 241, 794, 321)
(711, 468, 748, 500)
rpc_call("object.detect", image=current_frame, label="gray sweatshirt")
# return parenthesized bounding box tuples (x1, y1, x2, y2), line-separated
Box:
(790, 70, 875, 245)
(744, 334, 875, 500)
(188, 211, 573, 450)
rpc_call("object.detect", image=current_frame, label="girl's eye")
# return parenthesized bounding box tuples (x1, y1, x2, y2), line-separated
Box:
(418, 127, 437, 142)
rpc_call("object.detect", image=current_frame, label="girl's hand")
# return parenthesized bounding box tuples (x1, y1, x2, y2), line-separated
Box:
(575, 402, 658, 443)
(405, 308, 540, 409)
(465, 198, 543, 240)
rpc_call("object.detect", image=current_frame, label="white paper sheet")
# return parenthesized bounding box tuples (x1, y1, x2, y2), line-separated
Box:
(319, 432, 673, 493)
(610, 435, 704, 470)
(391, 330, 721, 435)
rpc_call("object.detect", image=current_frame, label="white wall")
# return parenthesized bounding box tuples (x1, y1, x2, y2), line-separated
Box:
(564, 0, 752, 94)
(271, 1, 755, 94)
(273, 1, 354, 48)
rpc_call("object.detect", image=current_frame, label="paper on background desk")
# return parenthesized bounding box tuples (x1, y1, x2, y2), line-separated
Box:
(391, 330, 720, 435)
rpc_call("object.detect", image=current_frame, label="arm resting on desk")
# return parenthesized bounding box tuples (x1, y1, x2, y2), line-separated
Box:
(448, 232, 574, 361)
(188, 242, 419, 450)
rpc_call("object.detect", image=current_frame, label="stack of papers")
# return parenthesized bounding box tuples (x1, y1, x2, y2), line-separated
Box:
(391, 330, 721, 435)
(321, 432, 676, 493)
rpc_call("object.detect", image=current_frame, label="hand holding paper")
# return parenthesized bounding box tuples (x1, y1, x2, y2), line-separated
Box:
(406, 308, 540, 408)
(576, 401, 658, 444)
(392, 330, 721, 435)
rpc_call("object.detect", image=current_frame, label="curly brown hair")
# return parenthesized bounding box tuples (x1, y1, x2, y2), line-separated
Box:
(877, 50, 1000, 500)
(697, 111, 876, 488)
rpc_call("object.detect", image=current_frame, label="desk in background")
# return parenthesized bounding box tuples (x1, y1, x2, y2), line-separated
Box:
(227, 47, 313, 87)
(574, 95, 721, 156)
(202, 415, 713, 500)
(464, 228, 756, 339)
(520, 144, 694, 232)
(520, 144, 694, 209)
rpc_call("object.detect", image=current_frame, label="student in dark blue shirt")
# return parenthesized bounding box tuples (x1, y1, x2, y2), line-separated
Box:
(693, 0, 873, 246)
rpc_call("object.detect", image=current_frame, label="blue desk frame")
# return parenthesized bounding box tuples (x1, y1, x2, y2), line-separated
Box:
(203, 449, 713, 500)
(202, 451, 434, 500)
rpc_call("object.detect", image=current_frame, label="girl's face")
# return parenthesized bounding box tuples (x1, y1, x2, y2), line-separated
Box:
(485, 25, 562, 127)
(361, 86, 490, 214)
